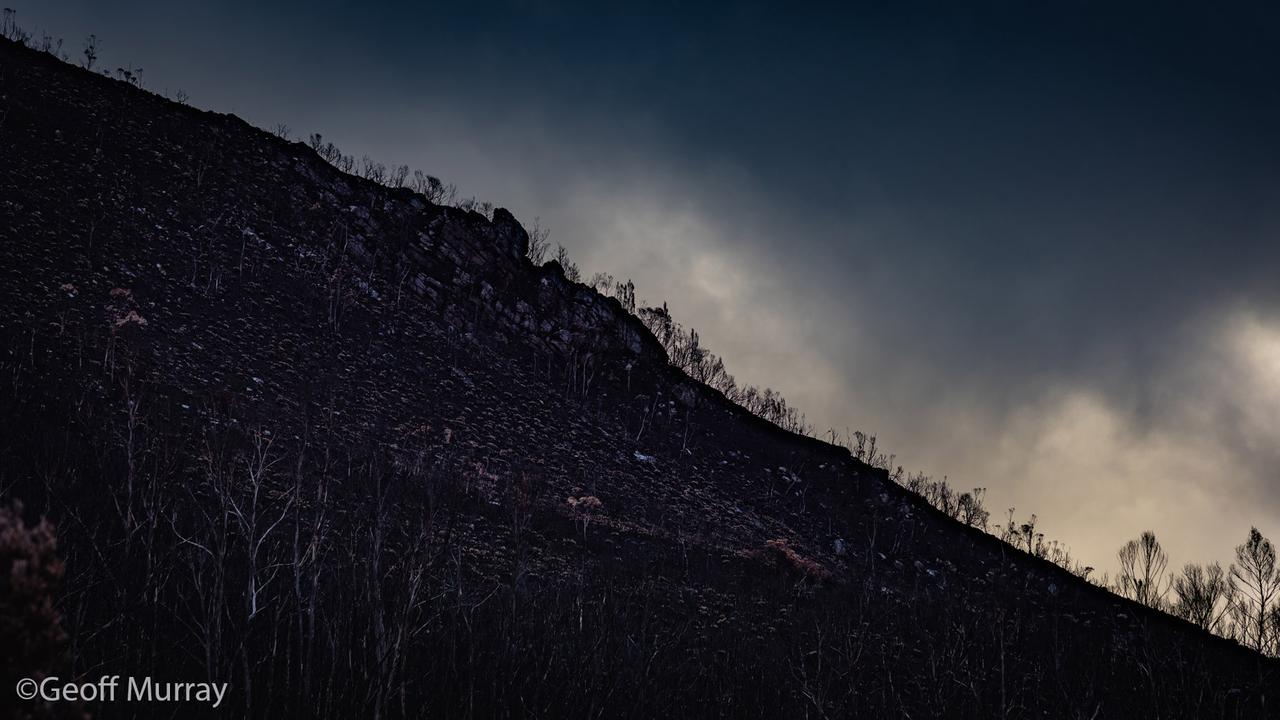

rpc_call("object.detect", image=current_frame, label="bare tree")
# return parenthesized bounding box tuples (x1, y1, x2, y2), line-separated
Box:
(527, 217, 551, 264)
(220, 428, 294, 711)
(0, 9, 17, 42)
(612, 278, 636, 312)
(410, 172, 455, 205)
(957, 488, 990, 531)
(1228, 527, 1279, 653)
(81, 33, 97, 70)
(360, 156, 387, 184)
(1117, 531, 1168, 609)
(1269, 606, 1280, 656)
(228, 429, 293, 622)
(589, 271, 614, 294)
(389, 164, 409, 188)
(554, 244, 581, 282)
(1172, 562, 1233, 634)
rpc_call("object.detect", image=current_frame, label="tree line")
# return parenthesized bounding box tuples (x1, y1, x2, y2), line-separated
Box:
(1107, 528, 1280, 655)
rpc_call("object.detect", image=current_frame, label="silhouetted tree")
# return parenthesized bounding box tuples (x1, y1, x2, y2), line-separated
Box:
(526, 217, 551, 264)
(1228, 527, 1279, 653)
(81, 33, 96, 69)
(389, 164, 409, 188)
(554, 244, 581, 282)
(1172, 562, 1233, 634)
(957, 488, 990, 531)
(359, 156, 386, 184)
(997, 510, 1042, 555)
(1117, 531, 1169, 609)
(612, 278, 636, 312)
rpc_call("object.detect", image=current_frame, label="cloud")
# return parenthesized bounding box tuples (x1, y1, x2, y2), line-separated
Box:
(311, 72, 1280, 577)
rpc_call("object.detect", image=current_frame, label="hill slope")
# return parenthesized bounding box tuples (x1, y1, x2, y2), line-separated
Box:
(0, 38, 1275, 719)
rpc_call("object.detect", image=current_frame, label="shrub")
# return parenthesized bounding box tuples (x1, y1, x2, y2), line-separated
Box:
(0, 502, 68, 698)
(759, 538, 831, 582)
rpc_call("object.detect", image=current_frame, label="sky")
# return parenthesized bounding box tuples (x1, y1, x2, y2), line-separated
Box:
(15, 0, 1280, 576)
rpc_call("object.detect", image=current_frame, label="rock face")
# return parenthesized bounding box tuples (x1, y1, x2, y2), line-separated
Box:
(318, 158, 664, 365)
(0, 37, 1276, 720)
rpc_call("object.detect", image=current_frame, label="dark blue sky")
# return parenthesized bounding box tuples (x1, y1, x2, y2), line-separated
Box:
(16, 1, 1280, 569)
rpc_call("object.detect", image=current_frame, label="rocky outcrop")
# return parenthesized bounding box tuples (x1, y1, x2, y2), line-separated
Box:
(287, 153, 667, 368)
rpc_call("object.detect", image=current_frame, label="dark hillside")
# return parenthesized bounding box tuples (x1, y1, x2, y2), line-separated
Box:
(0, 38, 1276, 719)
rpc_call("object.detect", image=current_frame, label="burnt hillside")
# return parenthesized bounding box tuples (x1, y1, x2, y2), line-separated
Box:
(0, 38, 1276, 719)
